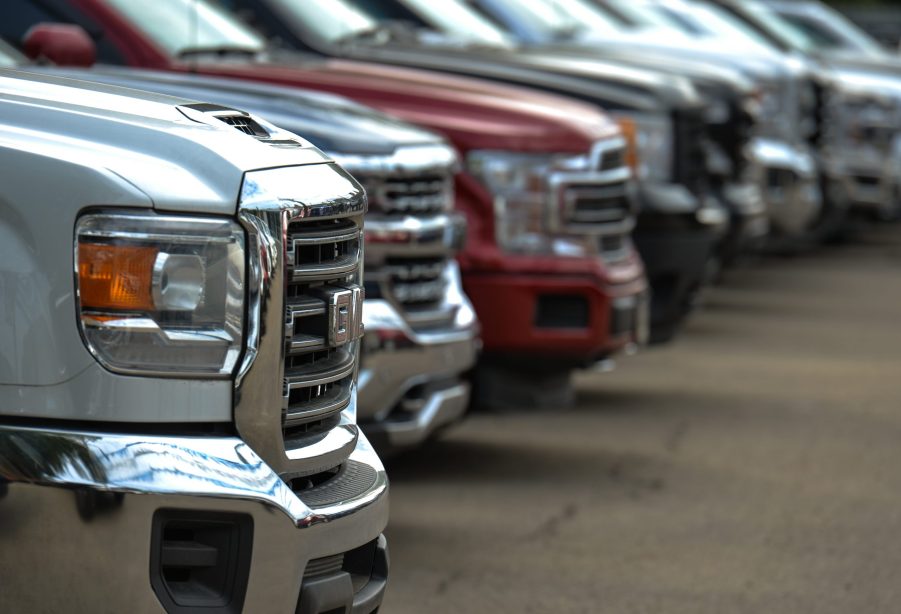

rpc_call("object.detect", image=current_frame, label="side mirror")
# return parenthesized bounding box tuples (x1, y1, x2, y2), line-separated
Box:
(22, 23, 96, 67)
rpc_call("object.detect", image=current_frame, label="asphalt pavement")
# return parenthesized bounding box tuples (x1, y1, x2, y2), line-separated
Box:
(381, 224, 901, 613)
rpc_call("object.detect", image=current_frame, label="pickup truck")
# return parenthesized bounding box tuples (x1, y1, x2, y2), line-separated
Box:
(203, 0, 729, 340)
(41, 64, 481, 453)
(7, 0, 650, 404)
(334, 0, 819, 247)
(0, 68, 388, 613)
(706, 0, 901, 224)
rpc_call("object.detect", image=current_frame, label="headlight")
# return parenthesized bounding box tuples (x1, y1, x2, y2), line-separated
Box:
(614, 114, 672, 182)
(76, 212, 245, 377)
(467, 150, 607, 256)
(467, 151, 558, 254)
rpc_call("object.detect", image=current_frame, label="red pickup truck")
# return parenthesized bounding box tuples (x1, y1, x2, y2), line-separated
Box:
(12, 0, 648, 404)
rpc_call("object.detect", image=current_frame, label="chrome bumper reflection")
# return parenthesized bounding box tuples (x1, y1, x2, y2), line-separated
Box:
(749, 138, 822, 236)
(825, 139, 901, 210)
(358, 287, 479, 448)
(0, 424, 388, 611)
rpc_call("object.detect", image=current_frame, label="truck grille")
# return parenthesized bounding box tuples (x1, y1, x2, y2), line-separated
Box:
(283, 219, 363, 437)
(552, 138, 635, 237)
(562, 183, 632, 225)
(355, 164, 459, 329)
(383, 255, 448, 309)
(673, 108, 708, 195)
(367, 173, 451, 215)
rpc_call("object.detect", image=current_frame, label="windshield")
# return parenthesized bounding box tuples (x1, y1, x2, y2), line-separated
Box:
(395, 0, 513, 45)
(601, 0, 684, 30)
(103, 0, 265, 56)
(775, 5, 885, 56)
(485, 0, 604, 41)
(542, 0, 625, 32)
(651, 1, 777, 48)
(739, 1, 817, 53)
(266, 0, 382, 45)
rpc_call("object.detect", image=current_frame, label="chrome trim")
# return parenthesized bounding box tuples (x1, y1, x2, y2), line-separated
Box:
(331, 143, 459, 177)
(235, 164, 366, 480)
(545, 138, 637, 237)
(0, 423, 388, 612)
(364, 213, 464, 260)
(358, 266, 479, 425)
(748, 138, 822, 237)
(369, 383, 471, 449)
(0, 423, 387, 528)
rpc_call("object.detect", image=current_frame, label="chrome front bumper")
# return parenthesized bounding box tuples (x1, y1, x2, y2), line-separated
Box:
(825, 140, 900, 213)
(749, 138, 822, 237)
(0, 424, 388, 612)
(358, 268, 479, 450)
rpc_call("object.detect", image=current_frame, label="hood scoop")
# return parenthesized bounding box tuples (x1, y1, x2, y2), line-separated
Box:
(179, 102, 303, 148)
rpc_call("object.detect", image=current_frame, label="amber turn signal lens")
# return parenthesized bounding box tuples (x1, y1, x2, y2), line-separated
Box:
(78, 243, 158, 310)
(616, 118, 639, 173)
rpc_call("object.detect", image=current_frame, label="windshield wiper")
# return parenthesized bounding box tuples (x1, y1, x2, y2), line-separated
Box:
(176, 46, 262, 60)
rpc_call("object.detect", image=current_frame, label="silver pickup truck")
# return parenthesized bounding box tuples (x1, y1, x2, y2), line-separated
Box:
(0, 69, 388, 613)
(37, 66, 481, 455)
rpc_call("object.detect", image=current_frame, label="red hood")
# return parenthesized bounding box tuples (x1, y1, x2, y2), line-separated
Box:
(187, 57, 618, 154)
(70, 0, 617, 153)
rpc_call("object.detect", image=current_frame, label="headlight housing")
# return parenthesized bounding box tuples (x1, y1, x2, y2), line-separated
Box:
(467, 150, 595, 256)
(75, 212, 245, 377)
(613, 114, 673, 183)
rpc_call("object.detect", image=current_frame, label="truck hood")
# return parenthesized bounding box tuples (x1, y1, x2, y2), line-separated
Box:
(282, 45, 698, 113)
(531, 37, 791, 87)
(185, 55, 621, 153)
(0, 69, 330, 215)
(32, 66, 446, 157)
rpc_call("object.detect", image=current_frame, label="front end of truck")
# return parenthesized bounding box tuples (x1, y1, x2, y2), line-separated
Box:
(457, 132, 648, 404)
(336, 143, 480, 450)
(818, 69, 901, 220)
(0, 73, 388, 613)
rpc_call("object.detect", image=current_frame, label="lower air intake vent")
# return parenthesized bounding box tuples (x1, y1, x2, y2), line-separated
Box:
(150, 510, 253, 614)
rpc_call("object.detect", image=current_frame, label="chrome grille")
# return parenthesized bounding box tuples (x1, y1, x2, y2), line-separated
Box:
(366, 173, 451, 215)
(552, 138, 635, 236)
(355, 163, 460, 329)
(283, 218, 363, 434)
(563, 183, 632, 226)
(383, 256, 449, 310)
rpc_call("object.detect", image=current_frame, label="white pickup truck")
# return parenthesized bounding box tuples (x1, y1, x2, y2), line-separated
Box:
(0, 69, 388, 614)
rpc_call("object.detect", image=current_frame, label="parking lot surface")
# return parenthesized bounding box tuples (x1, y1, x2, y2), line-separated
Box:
(382, 226, 901, 613)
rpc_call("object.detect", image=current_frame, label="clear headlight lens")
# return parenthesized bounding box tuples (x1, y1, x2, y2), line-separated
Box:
(76, 212, 245, 377)
(468, 150, 594, 255)
(614, 114, 672, 182)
